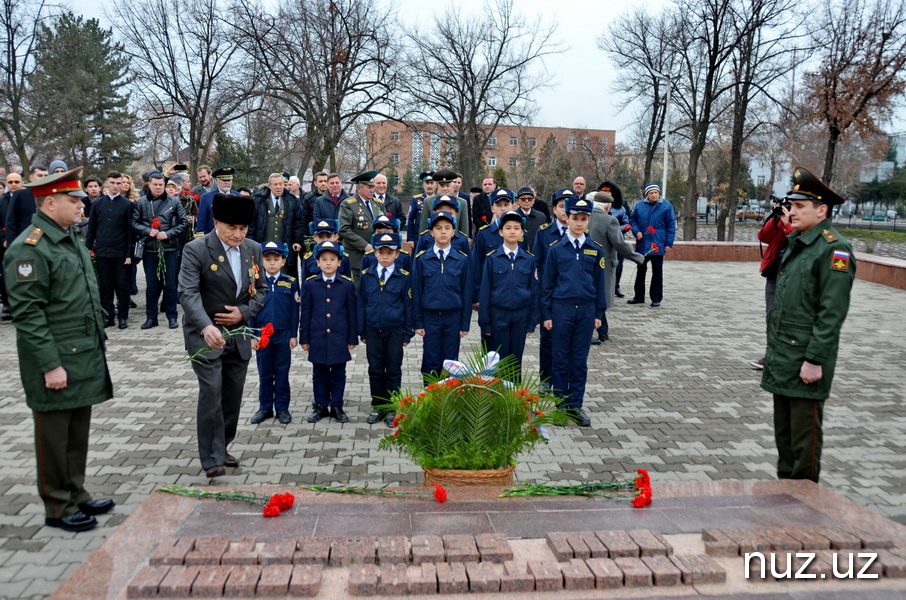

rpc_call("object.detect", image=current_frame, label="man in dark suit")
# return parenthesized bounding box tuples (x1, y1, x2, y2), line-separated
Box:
(471, 176, 496, 232)
(5, 165, 49, 248)
(249, 173, 305, 277)
(373, 173, 404, 235)
(312, 173, 351, 221)
(514, 186, 545, 249)
(178, 193, 267, 478)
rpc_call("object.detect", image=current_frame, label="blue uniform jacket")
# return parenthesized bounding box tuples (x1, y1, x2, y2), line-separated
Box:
(299, 275, 357, 364)
(629, 199, 676, 256)
(470, 222, 526, 297)
(411, 248, 472, 332)
(406, 194, 428, 242)
(249, 273, 300, 342)
(361, 249, 411, 273)
(541, 237, 607, 321)
(197, 189, 242, 234)
(532, 222, 566, 278)
(357, 267, 414, 342)
(415, 229, 470, 256)
(300, 250, 352, 280)
(478, 249, 539, 334)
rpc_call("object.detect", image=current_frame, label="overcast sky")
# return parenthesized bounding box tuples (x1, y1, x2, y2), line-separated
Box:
(65, 0, 904, 144)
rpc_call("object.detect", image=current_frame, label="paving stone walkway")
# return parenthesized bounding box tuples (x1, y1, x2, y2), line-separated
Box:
(0, 260, 904, 599)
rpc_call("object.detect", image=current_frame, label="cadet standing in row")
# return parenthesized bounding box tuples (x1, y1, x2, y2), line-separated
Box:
(4, 168, 115, 532)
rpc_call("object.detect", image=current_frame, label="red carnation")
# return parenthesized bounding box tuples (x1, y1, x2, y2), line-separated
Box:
(622, 225, 632, 232)
(151, 217, 161, 229)
(258, 323, 275, 349)
(193, 194, 200, 201)
(433, 484, 447, 503)
(632, 495, 647, 508)
(481, 215, 487, 221)
(386, 212, 392, 216)
(646, 225, 656, 234)
(650, 242, 659, 254)
(263, 505, 281, 517)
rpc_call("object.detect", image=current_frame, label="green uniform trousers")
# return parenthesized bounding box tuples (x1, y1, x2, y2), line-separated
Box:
(773, 394, 824, 483)
(33, 406, 92, 519)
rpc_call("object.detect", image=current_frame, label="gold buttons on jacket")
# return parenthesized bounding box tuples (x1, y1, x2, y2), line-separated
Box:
(326, 298, 331, 303)
(326, 329, 331, 333)
(71, 347, 77, 353)
(326, 313, 331, 318)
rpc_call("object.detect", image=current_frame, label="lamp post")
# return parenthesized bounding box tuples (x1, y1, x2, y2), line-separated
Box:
(652, 70, 672, 201)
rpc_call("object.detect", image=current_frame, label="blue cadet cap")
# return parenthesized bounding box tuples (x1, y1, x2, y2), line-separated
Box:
(552, 188, 575, 203)
(372, 233, 401, 249)
(278, 171, 291, 181)
(432, 195, 459, 210)
(371, 214, 400, 232)
(429, 211, 456, 228)
(262, 241, 288, 257)
(309, 219, 339, 235)
(565, 196, 593, 214)
(314, 240, 342, 258)
(491, 188, 515, 204)
(498, 210, 525, 229)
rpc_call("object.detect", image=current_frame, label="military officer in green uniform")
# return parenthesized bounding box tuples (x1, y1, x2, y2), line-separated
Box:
(3, 167, 115, 532)
(761, 167, 855, 483)
(338, 171, 385, 286)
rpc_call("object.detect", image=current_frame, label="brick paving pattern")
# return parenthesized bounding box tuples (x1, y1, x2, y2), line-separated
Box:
(0, 261, 904, 598)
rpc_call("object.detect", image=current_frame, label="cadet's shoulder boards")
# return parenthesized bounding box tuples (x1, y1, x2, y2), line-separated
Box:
(525, 249, 534, 256)
(538, 223, 550, 230)
(306, 274, 318, 280)
(303, 252, 313, 259)
(341, 275, 353, 282)
(399, 269, 410, 276)
(415, 250, 426, 257)
(486, 249, 496, 256)
(457, 250, 468, 257)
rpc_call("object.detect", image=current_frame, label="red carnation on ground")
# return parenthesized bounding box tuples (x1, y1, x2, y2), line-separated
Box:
(646, 226, 656, 234)
(632, 495, 648, 508)
(262, 505, 281, 517)
(433, 484, 447, 503)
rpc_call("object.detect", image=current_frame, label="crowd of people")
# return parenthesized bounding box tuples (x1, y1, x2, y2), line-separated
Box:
(2, 159, 855, 533)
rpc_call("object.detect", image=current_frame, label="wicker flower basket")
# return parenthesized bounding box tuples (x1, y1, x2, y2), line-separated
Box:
(422, 465, 515, 487)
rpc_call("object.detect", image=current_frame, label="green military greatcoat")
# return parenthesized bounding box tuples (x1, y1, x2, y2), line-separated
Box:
(4, 210, 113, 411)
(761, 218, 855, 400)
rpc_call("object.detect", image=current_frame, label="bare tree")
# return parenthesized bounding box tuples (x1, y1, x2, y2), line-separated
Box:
(598, 8, 679, 190)
(807, 0, 906, 185)
(400, 0, 560, 186)
(0, 0, 52, 171)
(230, 0, 400, 177)
(111, 0, 256, 167)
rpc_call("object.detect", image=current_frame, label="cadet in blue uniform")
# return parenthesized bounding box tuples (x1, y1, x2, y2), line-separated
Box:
(532, 189, 572, 386)
(300, 241, 358, 423)
(471, 188, 526, 299)
(300, 219, 352, 279)
(361, 214, 412, 273)
(358, 233, 413, 426)
(411, 211, 472, 380)
(406, 171, 435, 248)
(478, 211, 539, 372)
(541, 196, 607, 427)
(249, 242, 300, 425)
(415, 195, 470, 255)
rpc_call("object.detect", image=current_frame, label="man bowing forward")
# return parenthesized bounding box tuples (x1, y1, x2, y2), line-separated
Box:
(179, 193, 267, 477)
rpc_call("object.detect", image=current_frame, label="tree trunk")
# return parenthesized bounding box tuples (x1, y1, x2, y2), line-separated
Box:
(822, 124, 840, 185)
(683, 134, 704, 240)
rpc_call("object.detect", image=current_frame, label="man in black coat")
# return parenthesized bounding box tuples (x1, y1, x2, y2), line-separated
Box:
(0, 171, 25, 318)
(5, 165, 49, 248)
(300, 171, 329, 246)
(373, 173, 405, 234)
(312, 173, 351, 221)
(249, 173, 305, 277)
(85, 171, 134, 329)
(471, 176, 496, 233)
(515, 186, 546, 249)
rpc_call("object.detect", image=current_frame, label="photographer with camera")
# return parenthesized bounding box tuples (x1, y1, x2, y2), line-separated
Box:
(750, 195, 794, 370)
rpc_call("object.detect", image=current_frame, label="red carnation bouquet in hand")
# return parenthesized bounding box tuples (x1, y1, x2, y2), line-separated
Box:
(643, 225, 660, 256)
(150, 218, 166, 279)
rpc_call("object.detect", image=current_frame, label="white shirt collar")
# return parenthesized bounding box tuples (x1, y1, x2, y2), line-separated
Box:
(432, 244, 451, 258)
(566, 232, 586, 247)
(501, 245, 519, 257)
(321, 273, 335, 282)
(378, 263, 395, 278)
(220, 239, 240, 254)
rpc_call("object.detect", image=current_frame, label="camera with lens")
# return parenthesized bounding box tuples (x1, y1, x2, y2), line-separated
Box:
(770, 195, 791, 218)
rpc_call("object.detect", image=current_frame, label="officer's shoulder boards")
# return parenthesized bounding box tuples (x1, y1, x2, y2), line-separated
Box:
(345, 198, 357, 204)
(24, 227, 43, 245)
(822, 228, 838, 243)
(277, 280, 292, 288)
(486, 249, 497, 257)
(306, 274, 318, 280)
(399, 269, 410, 276)
(457, 250, 468, 257)
(539, 222, 550, 230)
(341, 275, 353, 282)
(415, 250, 426, 258)
(478, 224, 489, 231)
(303, 252, 313, 259)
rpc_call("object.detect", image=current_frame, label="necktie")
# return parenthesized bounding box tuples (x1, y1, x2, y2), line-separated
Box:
(561, 226, 568, 237)
(273, 197, 280, 213)
(326, 278, 333, 284)
(269, 276, 276, 290)
(437, 250, 444, 262)
(508, 251, 515, 262)
(380, 267, 387, 284)
(365, 201, 373, 220)
(574, 239, 581, 252)
(228, 247, 242, 297)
